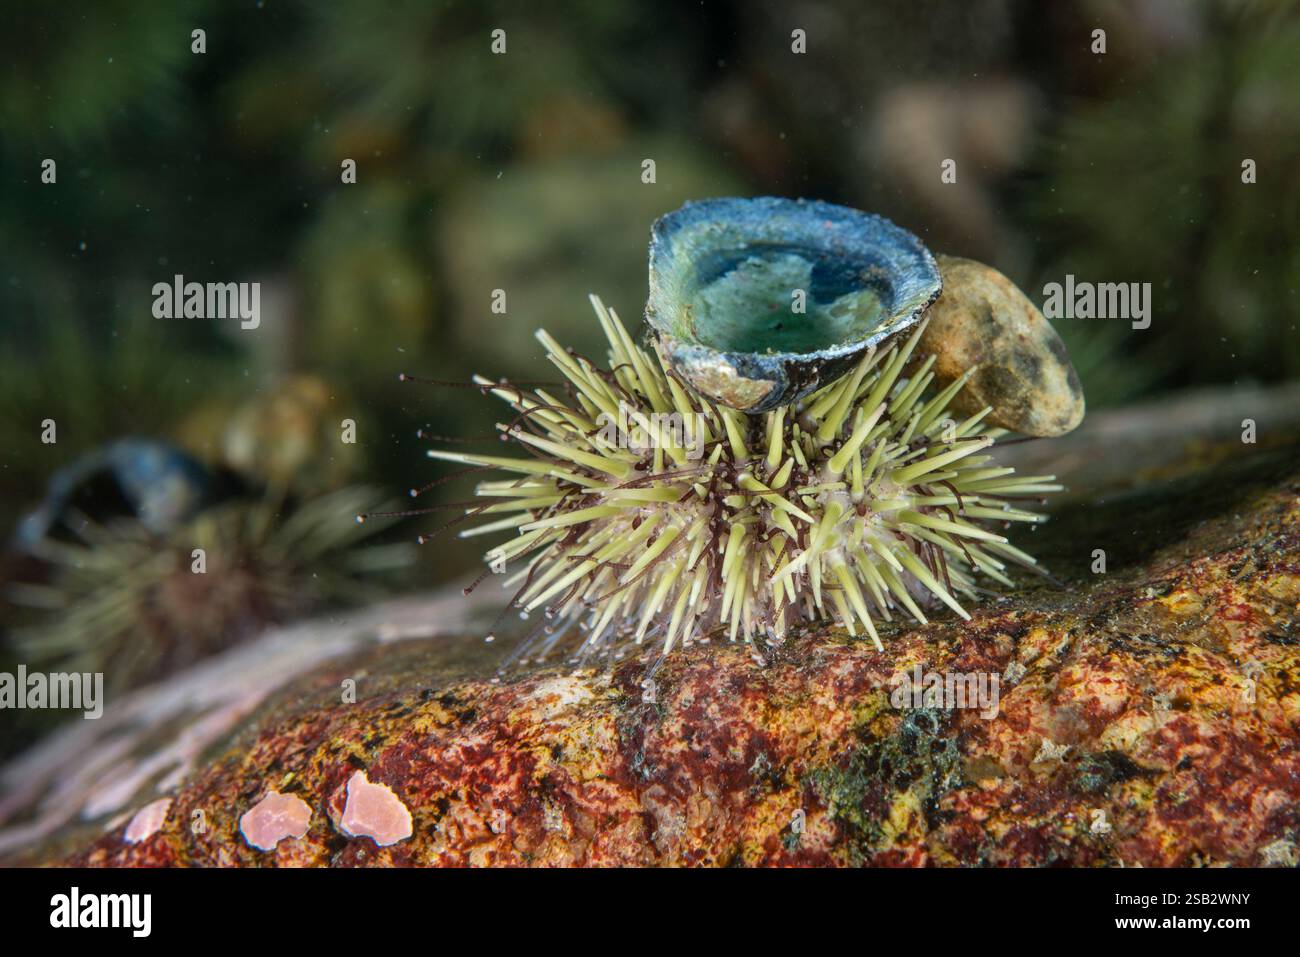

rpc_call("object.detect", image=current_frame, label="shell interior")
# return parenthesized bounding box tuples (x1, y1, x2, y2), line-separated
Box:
(646, 197, 942, 412)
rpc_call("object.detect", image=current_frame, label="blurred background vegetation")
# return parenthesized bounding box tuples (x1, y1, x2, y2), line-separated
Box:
(1, 1, 1297, 753)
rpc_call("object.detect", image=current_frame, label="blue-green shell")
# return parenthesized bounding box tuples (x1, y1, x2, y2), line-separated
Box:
(646, 197, 941, 413)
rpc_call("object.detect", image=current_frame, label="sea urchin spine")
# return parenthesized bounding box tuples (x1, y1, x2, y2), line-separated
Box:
(429, 296, 1061, 667)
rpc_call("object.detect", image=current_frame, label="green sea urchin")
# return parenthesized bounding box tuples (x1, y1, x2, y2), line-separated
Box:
(428, 296, 1061, 669)
(9, 486, 413, 694)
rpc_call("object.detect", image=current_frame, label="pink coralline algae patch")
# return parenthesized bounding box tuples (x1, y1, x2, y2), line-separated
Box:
(339, 770, 412, 847)
(123, 798, 172, 844)
(239, 790, 313, 851)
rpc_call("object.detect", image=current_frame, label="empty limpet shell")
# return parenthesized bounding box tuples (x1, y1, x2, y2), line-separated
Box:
(645, 196, 942, 414)
(918, 255, 1085, 437)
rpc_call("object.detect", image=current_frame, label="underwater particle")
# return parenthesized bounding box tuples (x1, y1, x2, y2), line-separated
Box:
(645, 197, 942, 413)
(426, 293, 1065, 670)
(123, 797, 172, 844)
(239, 790, 313, 851)
(339, 770, 412, 847)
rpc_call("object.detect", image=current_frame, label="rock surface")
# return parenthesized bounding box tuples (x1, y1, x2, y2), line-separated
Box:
(2, 386, 1298, 867)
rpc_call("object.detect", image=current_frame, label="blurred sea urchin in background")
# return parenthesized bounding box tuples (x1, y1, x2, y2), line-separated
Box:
(1, 381, 414, 733)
